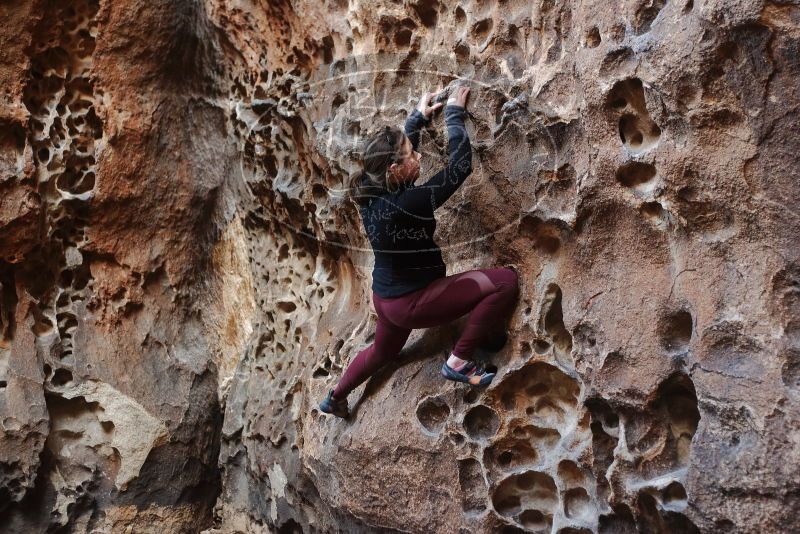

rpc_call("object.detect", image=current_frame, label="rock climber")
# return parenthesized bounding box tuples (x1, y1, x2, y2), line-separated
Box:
(319, 83, 521, 418)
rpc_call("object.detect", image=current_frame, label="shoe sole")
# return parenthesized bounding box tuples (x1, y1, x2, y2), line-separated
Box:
(319, 397, 349, 418)
(441, 363, 495, 386)
(319, 405, 349, 418)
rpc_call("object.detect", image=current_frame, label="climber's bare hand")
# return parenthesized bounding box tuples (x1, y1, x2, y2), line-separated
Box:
(417, 83, 445, 119)
(447, 86, 470, 110)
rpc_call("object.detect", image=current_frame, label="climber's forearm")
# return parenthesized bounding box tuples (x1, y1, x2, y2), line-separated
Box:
(444, 104, 469, 165)
(393, 104, 472, 216)
(427, 104, 472, 210)
(404, 108, 429, 152)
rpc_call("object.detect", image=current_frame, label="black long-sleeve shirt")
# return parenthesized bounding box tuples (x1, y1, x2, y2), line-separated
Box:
(359, 105, 473, 298)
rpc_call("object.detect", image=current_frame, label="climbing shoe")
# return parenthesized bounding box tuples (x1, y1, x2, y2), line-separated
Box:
(441, 360, 496, 386)
(318, 389, 349, 418)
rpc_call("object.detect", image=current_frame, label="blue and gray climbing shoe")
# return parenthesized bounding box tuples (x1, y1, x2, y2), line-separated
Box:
(441, 359, 496, 386)
(319, 389, 349, 418)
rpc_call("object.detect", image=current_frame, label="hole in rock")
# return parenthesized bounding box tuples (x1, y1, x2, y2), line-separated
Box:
(311, 184, 327, 200)
(73, 270, 90, 291)
(525, 383, 549, 397)
(564, 487, 592, 520)
(619, 116, 642, 147)
(463, 404, 500, 440)
(277, 301, 296, 313)
(56, 169, 95, 195)
(616, 161, 656, 189)
(542, 284, 573, 365)
(610, 96, 627, 110)
(485, 435, 538, 475)
(520, 509, 551, 531)
(585, 397, 619, 434)
(585, 26, 601, 48)
(492, 361, 578, 427)
(533, 398, 565, 423)
(277, 244, 290, 261)
(454, 6, 466, 24)
(599, 504, 638, 534)
(458, 457, 487, 514)
(52, 368, 73, 386)
(663, 481, 688, 504)
(659, 310, 693, 354)
(471, 18, 493, 42)
(395, 28, 413, 47)
(500, 391, 516, 410)
(633, 0, 666, 34)
(557, 460, 585, 487)
(534, 339, 550, 354)
(57, 312, 77, 331)
(312, 367, 329, 378)
(586, 401, 618, 493)
(641, 201, 666, 223)
(276, 518, 303, 534)
(520, 216, 561, 254)
(607, 78, 661, 153)
(664, 511, 702, 533)
(492, 470, 557, 518)
(416, 396, 450, 434)
(494, 493, 521, 516)
(516, 471, 539, 490)
(449, 432, 465, 445)
(410, 0, 438, 28)
(782, 347, 800, 390)
(636, 491, 664, 533)
(657, 373, 700, 463)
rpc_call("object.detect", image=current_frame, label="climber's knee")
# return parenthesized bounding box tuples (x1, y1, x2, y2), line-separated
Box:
(506, 267, 519, 285)
(458, 270, 496, 296)
(498, 267, 520, 296)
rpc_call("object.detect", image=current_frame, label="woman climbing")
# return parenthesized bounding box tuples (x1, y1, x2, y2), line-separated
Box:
(319, 84, 520, 418)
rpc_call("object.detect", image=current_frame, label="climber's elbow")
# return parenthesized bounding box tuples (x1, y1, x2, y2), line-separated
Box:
(456, 156, 472, 177)
(446, 157, 471, 182)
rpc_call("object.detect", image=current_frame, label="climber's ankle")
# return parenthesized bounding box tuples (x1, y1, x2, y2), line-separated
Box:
(447, 352, 469, 371)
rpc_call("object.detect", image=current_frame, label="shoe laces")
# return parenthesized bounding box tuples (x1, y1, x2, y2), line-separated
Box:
(463, 360, 486, 376)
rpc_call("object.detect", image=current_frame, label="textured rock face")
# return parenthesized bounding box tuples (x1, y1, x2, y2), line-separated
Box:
(0, 0, 798, 533)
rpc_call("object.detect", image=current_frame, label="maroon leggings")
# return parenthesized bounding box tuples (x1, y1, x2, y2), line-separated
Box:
(332, 267, 520, 399)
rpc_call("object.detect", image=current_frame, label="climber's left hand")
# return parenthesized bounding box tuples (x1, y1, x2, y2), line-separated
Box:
(416, 84, 445, 119)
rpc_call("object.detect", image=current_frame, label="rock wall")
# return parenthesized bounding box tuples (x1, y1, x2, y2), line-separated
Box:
(0, 0, 798, 533)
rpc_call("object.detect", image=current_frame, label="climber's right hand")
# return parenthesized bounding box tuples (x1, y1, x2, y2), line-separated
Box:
(447, 85, 470, 110)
